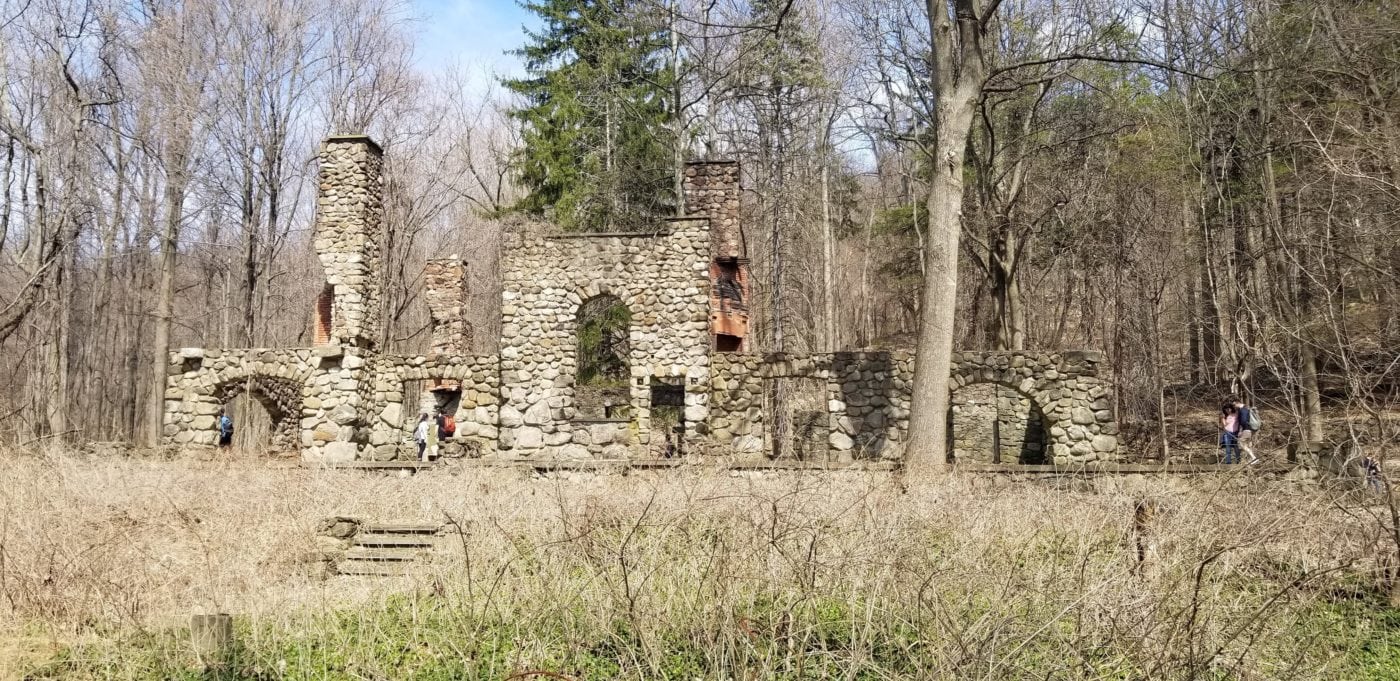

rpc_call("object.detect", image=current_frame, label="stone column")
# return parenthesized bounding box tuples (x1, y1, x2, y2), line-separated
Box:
(314, 135, 383, 350)
(683, 161, 742, 259)
(423, 258, 471, 356)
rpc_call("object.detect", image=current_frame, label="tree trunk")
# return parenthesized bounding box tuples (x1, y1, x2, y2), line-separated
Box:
(821, 161, 835, 351)
(1300, 342, 1323, 442)
(905, 97, 978, 472)
(146, 144, 189, 447)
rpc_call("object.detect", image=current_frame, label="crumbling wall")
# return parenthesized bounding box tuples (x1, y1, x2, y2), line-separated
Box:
(423, 259, 471, 356)
(497, 218, 712, 458)
(708, 352, 910, 461)
(950, 383, 1047, 464)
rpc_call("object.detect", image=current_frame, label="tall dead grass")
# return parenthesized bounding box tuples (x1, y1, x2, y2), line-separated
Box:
(0, 448, 1395, 679)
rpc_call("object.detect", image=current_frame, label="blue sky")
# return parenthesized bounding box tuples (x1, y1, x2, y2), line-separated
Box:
(410, 0, 537, 86)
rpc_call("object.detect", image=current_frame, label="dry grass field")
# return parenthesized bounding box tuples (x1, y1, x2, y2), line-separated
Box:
(0, 450, 1397, 679)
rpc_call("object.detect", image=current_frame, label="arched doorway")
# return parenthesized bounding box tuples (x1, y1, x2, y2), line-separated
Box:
(212, 376, 303, 454)
(574, 294, 632, 419)
(949, 382, 1048, 464)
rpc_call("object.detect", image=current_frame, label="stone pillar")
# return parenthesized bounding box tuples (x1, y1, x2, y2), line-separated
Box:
(684, 161, 750, 352)
(314, 135, 383, 350)
(423, 258, 471, 356)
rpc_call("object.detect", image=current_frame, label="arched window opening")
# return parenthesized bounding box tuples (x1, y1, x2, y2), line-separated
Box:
(575, 294, 631, 419)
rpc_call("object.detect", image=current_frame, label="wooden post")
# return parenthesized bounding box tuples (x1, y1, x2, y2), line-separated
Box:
(191, 613, 233, 663)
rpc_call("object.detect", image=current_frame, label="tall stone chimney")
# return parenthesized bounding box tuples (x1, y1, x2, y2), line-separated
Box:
(313, 135, 383, 349)
(684, 161, 749, 352)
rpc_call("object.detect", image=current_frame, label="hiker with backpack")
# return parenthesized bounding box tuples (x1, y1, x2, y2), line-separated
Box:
(436, 410, 456, 440)
(1362, 453, 1383, 494)
(1232, 397, 1261, 464)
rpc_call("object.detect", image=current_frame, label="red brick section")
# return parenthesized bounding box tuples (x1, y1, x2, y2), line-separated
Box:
(313, 285, 333, 346)
(684, 161, 750, 352)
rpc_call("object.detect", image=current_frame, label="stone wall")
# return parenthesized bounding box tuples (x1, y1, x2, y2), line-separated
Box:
(950, 383, 1046, 464)
(161, 346, 367, 461)
(162, 135, 1122, 466)
(314, 136, 383, 350)
(949, 351, 1117, 463)
(708, 350, 1117, 464)
(361, 354, 500, 460)
(708, 352, 911, 461)
(497, 219, 713, 458)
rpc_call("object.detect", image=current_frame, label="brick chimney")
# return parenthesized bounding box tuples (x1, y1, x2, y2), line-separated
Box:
(684, 161, 749, 352)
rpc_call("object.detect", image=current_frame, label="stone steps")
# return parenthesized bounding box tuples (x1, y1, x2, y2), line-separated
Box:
(331, 521, 445, 577)
(345, 547, 426, 562)
(337, 561, 412, 577)
(352, 533, 437, 548)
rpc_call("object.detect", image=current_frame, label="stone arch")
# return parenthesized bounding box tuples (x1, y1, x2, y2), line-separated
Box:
(209, 374, 306, 452)
(948, 381, 1049, 464)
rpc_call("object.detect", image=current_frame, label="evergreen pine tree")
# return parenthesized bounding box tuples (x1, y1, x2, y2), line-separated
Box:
(504, 0, 676, 231)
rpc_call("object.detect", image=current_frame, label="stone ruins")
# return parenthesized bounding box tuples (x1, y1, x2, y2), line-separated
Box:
(162, 135, 1120, 464)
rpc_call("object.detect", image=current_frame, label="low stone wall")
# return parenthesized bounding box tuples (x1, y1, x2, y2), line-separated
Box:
(708, 350, 1119, 464)
(708, 352, 912, 461)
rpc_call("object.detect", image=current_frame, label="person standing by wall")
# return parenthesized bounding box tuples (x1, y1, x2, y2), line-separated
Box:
(413, 414, 430, 461)
(1219, 403, 1240, 464)
(218, 413, 234, 448)
(426, 411, 440, 461)
(1232, 397, 1261, 464)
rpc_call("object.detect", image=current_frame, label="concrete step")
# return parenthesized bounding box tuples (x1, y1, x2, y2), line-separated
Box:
(352, 534, 436, 548)
(345, 547, 424, 562)
(337, 560, 410, 577)
(361, 523, 440, 534)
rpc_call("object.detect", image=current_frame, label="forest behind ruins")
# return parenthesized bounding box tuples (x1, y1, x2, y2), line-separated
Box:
(0, 0, 1396, 460)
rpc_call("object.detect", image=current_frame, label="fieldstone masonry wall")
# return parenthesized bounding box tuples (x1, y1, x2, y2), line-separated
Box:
(162, 134, 1121, 465)
(951, 384, 1046, 464)
(496, 219, 712, 458)
(683, 161, 742, 259)
(707, 350, 1118, 464)
(709, 352, 913, 461)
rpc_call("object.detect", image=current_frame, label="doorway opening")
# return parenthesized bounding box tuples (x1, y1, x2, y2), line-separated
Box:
(650, 379, 685, 457)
